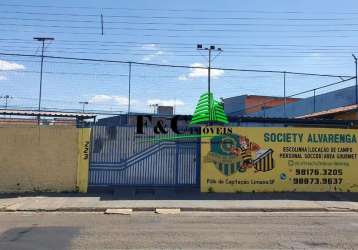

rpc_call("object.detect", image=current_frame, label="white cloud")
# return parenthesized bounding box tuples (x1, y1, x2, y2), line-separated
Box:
(89, 95, 133, 106)
(141, 44, 164, 62)
(0, 60, 25, 71)
(142, 51, 164, 62)
(178, 75, 188, 81)
(142, 56, 150, 61)
(141, 44, 158, 50)
(310, 53, 321, 58)
(147, 99, 185, 107)
(178, 63, 224, 81)
(0, 75, 7, 81)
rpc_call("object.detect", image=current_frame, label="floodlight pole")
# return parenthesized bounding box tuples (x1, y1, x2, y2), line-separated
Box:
(197, 44, 223, 124)
(34, 37, 54, 124)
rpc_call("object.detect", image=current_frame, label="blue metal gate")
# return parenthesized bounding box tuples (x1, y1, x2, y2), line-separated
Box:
(89, 125, 200, 187)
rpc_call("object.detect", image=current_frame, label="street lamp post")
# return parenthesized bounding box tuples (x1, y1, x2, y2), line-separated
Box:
(34, 37, 54, 124)
(196, 44, 223, 123)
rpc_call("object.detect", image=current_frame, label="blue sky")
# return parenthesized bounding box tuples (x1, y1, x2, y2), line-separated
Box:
(0, 0, 358, 114)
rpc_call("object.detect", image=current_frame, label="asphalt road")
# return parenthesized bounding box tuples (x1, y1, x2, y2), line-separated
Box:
(0, 212, 357, 249)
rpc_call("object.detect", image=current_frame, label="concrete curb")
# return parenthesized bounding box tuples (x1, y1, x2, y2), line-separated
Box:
(105, 208, 133, 215)
(155, 208, 181, 214)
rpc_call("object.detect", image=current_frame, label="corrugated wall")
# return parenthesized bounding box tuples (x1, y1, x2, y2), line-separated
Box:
(89, 126, 199, 186)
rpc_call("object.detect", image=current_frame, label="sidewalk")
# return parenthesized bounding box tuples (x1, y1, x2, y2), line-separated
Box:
(0, 192, 358, 212)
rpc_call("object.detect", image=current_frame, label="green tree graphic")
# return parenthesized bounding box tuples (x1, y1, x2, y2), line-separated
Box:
(191, 92, 228, 124)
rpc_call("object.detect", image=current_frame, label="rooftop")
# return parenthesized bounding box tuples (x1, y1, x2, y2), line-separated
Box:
(297, 104, 358, 119)
(0, 109, 97, 119)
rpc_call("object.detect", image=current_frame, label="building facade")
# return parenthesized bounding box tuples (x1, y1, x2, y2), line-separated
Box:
(224, 95, 300, 116)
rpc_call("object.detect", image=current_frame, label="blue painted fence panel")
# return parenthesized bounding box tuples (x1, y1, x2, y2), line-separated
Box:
(89, 125, 200, 186)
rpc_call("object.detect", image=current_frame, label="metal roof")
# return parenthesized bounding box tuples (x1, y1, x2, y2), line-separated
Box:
(296, 104, 358, 118)
(0, 109, 97, 119)
(233, 116, 358, 126)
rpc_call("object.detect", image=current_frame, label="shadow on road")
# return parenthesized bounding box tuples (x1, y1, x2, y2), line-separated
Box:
(0, 226, 79, 250)
(0, 189, 357, 202)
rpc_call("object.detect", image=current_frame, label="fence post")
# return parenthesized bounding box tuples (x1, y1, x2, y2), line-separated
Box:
(175, 142, 179, 186)
(283, 71, 287, 117)
(353, 54, 357, 104)
(313, 89, 316, 113)
(196, 139, 201, 187)
(128, 62, 132, 114)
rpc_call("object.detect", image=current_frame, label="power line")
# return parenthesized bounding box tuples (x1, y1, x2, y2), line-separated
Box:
(2, 44, 358, 55)
(1, 40, 358, 56)
(5, 22, 358, 33)
(37, 40, 358, 48)
(0, 69, 334, 81)
(0, 28, 351, 39)
(6, 16, 358, 27)
(0, 62, 353, 79)
(0, 51, 353, 78)
(2, 38, 358, 49)
(2, 3, 358, 15)
(1, 50, 357, 61)
(0, 69, 129, 77)
(0, 11, 351, 21)
(4, 58, 353, 70)
(2, 41, 358, 54)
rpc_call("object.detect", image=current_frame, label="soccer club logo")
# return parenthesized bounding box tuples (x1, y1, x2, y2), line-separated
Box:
(204, 134, 275, 176)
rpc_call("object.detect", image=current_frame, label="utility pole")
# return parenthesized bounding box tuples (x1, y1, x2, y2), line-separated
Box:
(196, 44, 223, 124)
(34, 37, 54, 125)
(353, 54, 358, 104)
(79, 101, 89, 113)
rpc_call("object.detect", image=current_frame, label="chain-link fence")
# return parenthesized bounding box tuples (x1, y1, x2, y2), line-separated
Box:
(0, 52, 356, 118)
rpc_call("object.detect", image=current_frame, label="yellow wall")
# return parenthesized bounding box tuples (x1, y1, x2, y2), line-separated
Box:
(0, 125, 90, 193)
(77, 128, 91, 193)
(201, 126, 358, 193)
